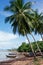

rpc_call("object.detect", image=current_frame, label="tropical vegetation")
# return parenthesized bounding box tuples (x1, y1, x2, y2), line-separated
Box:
(4, 0, 43, 57)
(17, 41, 43, 52)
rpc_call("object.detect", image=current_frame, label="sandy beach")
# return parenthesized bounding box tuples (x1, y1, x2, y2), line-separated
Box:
(0, 56, 43, 65)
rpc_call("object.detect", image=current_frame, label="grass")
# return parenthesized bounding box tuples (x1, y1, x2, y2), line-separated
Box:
(33, 57, 41, 65)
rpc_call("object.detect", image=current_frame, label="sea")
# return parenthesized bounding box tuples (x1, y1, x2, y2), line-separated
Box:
(0, 50, 12, 62)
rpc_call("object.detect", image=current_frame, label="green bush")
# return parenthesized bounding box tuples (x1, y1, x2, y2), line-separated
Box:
(17, 41, 43, 52)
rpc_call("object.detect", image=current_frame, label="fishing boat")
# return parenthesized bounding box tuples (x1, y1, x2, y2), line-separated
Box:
(6, 55, 16, 58)
(9, 53, 16, 55)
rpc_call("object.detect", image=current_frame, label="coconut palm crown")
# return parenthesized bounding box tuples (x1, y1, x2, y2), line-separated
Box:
(33, 10, 43, 37)
(4, 0, 34, 35)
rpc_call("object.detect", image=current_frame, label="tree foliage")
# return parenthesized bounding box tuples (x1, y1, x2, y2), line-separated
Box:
(17, 41, 43, 52)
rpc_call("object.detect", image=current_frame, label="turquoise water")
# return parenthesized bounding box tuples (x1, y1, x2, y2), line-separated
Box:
(0, 51, 11, 61)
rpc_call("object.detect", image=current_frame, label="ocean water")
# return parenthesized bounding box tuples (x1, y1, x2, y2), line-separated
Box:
(0, 51, 11, 61)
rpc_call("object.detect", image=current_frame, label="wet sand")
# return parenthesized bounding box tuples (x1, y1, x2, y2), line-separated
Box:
(0, 57, 34, 65)
(0, 56, 43, 65)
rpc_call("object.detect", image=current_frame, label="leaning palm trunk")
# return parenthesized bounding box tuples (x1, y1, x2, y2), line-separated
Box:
(26, 34, 36, 58)
(30, 33, 43, 56)
(41, 34, 43, 41)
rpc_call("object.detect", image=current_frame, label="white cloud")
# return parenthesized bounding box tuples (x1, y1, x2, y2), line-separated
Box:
(39, 38, 42, 41)
(0, 31, 18, 42)
(25, 39, 28, 43)
(0, 11, 12, 17)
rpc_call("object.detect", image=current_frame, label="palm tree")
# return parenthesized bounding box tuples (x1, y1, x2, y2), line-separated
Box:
(38, 13, 43, 41)
(30, 33, 43, 56)
(37, 21, 43, 41)
(36, 23, 43, 41)
(4, 0, 36, 57)
(34, 11, 43, 41)
(32, 10, 43, 56)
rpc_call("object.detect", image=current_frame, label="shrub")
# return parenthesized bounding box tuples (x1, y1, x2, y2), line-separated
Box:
(17, 41, 43, 52)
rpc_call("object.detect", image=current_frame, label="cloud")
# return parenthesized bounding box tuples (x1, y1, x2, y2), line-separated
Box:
(39, 38, 42, 41)
(0, 11, 12, 17)
(0, 31, 18, 42)
(0, 41, 15, 49)
(25, 39, 28, 43)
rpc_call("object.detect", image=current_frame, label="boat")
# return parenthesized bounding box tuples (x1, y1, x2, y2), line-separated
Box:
(6, 55, 16, 58)
(9, 53, 16, 55)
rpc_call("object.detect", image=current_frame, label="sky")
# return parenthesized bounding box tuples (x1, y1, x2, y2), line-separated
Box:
(0, 0, 43, 49)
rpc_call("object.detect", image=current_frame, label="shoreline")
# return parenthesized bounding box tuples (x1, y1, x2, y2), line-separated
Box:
(0, 55, 42, 63)
(0, 56, 43, 65)
(0, 57, 34, 65)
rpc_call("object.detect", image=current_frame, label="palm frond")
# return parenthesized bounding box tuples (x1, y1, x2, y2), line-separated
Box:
(5, 15, 15, 23)
(12, 20, 18, 34)
(4, 6, 10, 11)
(23, 2, 32, 9)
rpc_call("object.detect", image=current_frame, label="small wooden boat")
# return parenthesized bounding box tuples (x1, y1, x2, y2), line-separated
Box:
(6, 55, 16, 58)
(9, 53, 16, 55)
(23, 52, 34, 57)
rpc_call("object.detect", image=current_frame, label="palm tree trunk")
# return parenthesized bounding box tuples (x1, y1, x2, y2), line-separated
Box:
(30, 33, 43, 56)
(26, 34, 36, 58)
(41, 34, 43, 41)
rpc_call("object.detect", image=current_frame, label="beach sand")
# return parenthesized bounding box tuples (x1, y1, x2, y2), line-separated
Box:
(0, 57, 43, 65)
